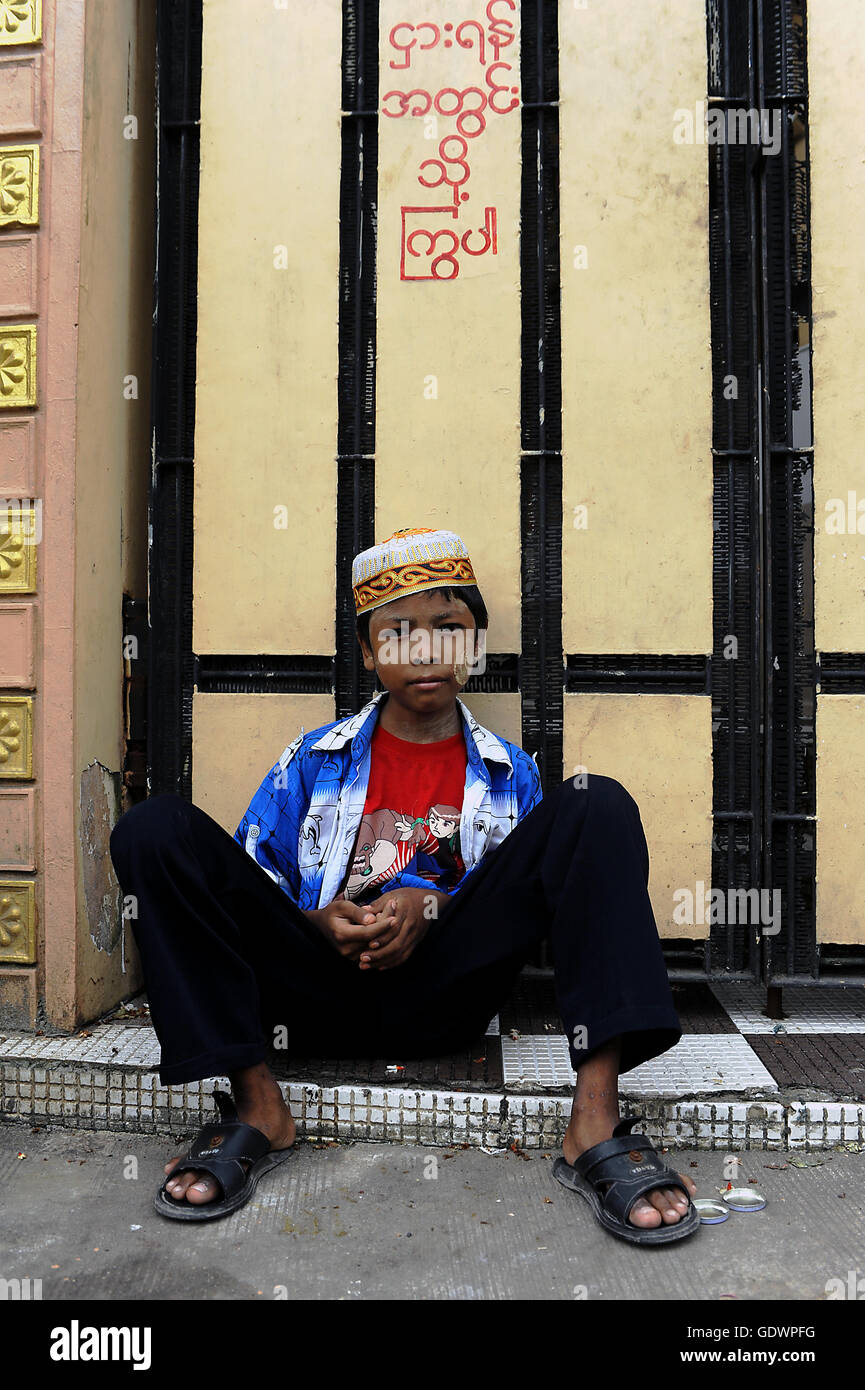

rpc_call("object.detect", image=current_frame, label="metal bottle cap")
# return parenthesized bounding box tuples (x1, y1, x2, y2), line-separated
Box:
(722, 1185, 766, 1211)
(693, 1198, 730, 1223)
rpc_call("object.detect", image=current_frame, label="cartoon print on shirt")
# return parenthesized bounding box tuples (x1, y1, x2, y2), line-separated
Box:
(411, 805, 463, 883)
(299, 812, 324, 866)
(339, 803, 465, 902)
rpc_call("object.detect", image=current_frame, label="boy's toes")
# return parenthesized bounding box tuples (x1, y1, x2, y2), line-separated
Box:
(164, 1156, 192, 1198)
(627, 1171, 696, 1228)
(163, 1155, 222, 1204)
(660, 1188, 689, 1221)
(628, 1196, 663, 1227)
(651, 1177, 696, 1222)
(183, 1174, 221, 1204)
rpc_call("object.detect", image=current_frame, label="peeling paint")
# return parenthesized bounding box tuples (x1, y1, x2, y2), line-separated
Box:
(79, 762, 123, 955)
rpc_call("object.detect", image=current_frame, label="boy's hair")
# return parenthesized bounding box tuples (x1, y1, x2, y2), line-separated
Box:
(355, 584, 489, 651)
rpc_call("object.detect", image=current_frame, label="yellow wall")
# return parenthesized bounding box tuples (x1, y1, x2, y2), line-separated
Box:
(375, 0, 522, 651)
(193, 0, 342, 656)
(816, 697, 865, 944)
(564, 694, 712, 939)
(808, 5, 865, 946)
(559, 0, 712, 655)
(809, 0, 865, 652)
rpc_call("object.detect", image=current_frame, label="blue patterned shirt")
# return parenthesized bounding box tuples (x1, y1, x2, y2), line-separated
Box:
(233, 689, 543, 911)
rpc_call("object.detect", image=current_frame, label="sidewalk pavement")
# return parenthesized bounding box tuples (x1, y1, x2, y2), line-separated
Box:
(2, 1120, 864, 1301)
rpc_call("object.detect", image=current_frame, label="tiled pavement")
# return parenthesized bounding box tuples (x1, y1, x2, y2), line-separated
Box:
(2, 978, 865, 1151)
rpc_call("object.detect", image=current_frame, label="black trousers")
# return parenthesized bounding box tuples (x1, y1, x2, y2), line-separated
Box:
(108, 774, 682, 1085)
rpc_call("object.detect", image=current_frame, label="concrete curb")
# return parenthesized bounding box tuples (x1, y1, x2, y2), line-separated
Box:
(2, 1054, 864, 1151)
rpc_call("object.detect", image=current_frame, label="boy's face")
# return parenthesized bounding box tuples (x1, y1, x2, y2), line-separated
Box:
(359, 589, 478, 713)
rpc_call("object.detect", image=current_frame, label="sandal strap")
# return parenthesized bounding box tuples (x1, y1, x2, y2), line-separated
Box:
(573, 1113, 648, 1177)
(601, 1164, 692, 1228)
(212, 1088, 239, 1123)
(163, 1090, 272, 1203)
(166, 1154, 248, 1203)
(575, 1123, 692, 1227)
(185, 1119, 271, 1165)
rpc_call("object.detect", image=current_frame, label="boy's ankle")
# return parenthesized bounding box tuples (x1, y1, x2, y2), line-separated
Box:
(230, 1064, 284, 1103)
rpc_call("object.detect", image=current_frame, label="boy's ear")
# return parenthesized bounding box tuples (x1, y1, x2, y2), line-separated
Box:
(357, 631, 376, 673)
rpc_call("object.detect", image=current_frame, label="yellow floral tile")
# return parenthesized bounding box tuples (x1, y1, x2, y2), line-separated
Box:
(0, 695, 32, 778)
(0, 878, 36, 963)
(0, 144, 39, 225)
(0, 503, 37, 591)
(0, 325, 35, 407)
(0, 1, 41, 46)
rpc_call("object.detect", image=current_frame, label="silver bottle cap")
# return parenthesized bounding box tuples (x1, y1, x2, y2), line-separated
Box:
(693, 1198, 730, 1223)
(722, 1186, 766, 1211)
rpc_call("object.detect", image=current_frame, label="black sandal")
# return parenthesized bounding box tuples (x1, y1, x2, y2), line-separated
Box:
(553, 1114, 700, 1245)
(153, 1089, 296, 1222)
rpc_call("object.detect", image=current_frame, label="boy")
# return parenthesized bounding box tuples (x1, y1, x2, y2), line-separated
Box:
(109, 526, 698, 1242)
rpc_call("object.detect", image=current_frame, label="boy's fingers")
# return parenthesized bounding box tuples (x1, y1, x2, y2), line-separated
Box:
(333, 915, 384, 942)
(341, 901, 380, 924)
(364, 899, 399, 934)
(365, 923, 411, 967)
(359, 917, 401, 957)
(370, 897, 399, 919)
(373, 901, 408, 945)
(364, 923, 399, 952)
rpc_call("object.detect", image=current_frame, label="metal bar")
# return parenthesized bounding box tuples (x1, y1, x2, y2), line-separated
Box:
(707, 92, 806, 104)
(149, 0, 202, 798)
(763, 2, 818, 982)
(566, 668, 707, 681)
(719, 126, 739, 900)
(754, 0, 775, 988)
(706, 0, 763, 978)
(768, 971, 865, 986)
(519, 1, 563, 797)
(336, 0, 378, 718)
(746, 0, 764, 982)
(667, 968, 756, 982)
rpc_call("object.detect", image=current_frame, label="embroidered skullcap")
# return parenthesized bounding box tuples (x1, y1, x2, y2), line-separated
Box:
(352, 526, 477, 616)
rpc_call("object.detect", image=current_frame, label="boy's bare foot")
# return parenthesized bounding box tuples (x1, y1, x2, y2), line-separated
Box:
(164, 1065, 295, 1207)
(562, 1118, 697, 1229)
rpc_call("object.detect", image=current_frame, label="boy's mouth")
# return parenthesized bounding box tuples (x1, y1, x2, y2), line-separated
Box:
(408, 675, 449, 689)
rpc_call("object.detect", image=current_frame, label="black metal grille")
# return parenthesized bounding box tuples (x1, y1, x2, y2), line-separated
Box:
(149, 0, 202, 797)
(758, 3, 821, 981)
(337, 0, 379, 719)
(519, 1, 563, 793)
(148, 0, 857, 983)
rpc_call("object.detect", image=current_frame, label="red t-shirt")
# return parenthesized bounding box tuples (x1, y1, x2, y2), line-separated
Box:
(338, 722, 467, 905)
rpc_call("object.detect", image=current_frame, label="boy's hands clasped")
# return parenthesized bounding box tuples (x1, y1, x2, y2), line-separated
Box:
(304, 886, 448, 970)
(357, 887, 443, 970)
